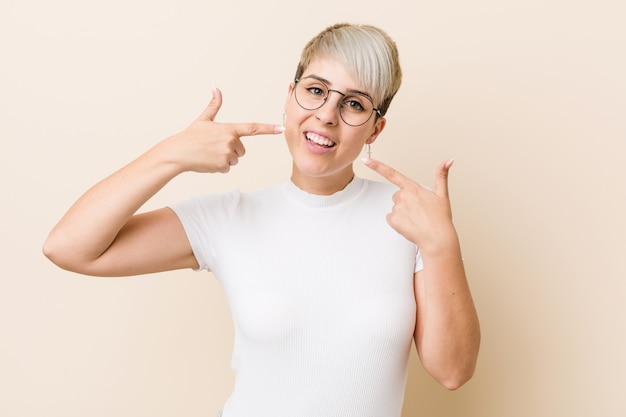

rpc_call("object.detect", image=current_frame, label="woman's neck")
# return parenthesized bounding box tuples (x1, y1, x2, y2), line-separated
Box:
(290, 165, 355, 195)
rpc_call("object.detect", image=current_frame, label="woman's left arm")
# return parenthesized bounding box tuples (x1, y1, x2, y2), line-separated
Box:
(363, 158, 480, 390)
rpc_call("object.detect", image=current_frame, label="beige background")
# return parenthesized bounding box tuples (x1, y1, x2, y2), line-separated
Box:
(1, 0, 625, 416)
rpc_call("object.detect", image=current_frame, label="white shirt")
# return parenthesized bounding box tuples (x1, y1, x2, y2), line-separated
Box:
(170, 177, 422, 417)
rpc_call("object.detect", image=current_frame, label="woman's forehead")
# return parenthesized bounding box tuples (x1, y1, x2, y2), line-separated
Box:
(302, 57, 369, 93)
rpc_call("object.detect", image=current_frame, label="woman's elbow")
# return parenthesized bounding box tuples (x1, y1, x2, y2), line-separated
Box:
(42, 234, 90, 274)
(42, 236, 73, 271)
(438, 364, 477, 390)
(424, 342, 481, 390)
(43, 234, 61, 263)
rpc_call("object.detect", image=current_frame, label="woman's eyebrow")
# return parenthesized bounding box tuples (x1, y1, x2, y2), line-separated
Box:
(305, 74, 331, 84)
(306, 74, 373, 99)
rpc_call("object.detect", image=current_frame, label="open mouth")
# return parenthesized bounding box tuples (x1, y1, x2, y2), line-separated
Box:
(305, 132, 336, 148)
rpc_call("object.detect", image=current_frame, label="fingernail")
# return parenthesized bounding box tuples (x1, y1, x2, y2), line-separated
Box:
(447, 158, 455, 167)
(361, 157, 371, 165)
(275, 125, 285, 133)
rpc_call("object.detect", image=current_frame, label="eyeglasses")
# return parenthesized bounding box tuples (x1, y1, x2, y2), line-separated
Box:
(293, 76, 381, 126)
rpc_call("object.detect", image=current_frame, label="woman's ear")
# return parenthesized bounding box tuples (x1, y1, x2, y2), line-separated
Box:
(366, 117, 386, 145)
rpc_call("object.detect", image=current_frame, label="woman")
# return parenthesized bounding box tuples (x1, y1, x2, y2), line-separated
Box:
(44, 23, 480, 417)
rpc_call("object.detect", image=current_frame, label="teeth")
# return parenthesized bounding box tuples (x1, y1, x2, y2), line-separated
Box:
(306, 132, 335, 147)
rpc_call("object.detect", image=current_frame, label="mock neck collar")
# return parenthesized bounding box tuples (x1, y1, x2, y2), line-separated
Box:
(284, 177, 365, 208)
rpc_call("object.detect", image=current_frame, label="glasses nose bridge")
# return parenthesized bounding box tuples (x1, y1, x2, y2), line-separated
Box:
(312, 89, 345, 125)
(323, 88, 346, 110)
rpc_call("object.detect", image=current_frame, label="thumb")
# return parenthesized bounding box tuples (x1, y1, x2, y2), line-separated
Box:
(197, 87, 223, 121)
(435, 158, 454, 197)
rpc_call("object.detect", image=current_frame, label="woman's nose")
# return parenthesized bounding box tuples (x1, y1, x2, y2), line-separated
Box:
(314, 92, 342, 125)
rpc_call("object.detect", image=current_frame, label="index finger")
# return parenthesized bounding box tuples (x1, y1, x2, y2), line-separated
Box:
(362, 158, 413, 188)
(232, 123, 285, 137)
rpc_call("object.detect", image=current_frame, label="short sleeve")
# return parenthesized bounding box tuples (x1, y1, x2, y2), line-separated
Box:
(168, 189, 241, 272)
(414, 247, 424, 273)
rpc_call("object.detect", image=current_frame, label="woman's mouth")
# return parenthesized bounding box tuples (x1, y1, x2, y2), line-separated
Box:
(305, 132, 336, 148)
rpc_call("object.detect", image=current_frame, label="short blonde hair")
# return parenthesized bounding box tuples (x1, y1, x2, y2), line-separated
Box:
(294, 23, 402, 117)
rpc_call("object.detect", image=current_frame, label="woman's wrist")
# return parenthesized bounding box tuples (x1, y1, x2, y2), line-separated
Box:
(417, 226, 462, 259)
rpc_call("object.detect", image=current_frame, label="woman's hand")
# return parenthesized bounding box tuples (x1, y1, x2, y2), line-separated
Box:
(362, 158, 457, 254)
(159, 88, 284, 174)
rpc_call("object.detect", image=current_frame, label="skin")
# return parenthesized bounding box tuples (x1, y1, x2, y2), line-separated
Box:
(43, 56, 480, 390)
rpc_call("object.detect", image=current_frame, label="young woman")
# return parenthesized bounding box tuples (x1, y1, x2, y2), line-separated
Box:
(44, 23, 480, 417)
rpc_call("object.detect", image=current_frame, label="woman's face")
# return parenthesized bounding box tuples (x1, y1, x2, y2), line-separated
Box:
(283, 57, 386, 194)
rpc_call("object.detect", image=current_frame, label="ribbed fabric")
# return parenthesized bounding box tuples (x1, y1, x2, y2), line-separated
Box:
(170, 177, 422, 417)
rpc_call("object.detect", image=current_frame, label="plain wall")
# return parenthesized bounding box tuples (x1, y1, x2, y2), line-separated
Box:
(1, 1, 625, 416)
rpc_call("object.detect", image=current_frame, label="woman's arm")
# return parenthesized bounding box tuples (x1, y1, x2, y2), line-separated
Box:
(413, 239, 480, 390)
(43, 88, 283, 277)
(363, 158, 480, 389)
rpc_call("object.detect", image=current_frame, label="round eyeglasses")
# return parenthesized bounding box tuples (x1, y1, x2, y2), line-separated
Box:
(294, 76, 381, 126)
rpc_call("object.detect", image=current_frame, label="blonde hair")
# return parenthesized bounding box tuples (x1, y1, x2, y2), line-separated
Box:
(294, 23, 402, 117)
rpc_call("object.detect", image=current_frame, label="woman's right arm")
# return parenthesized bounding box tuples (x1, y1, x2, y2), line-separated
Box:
(43, 88, 283, 277)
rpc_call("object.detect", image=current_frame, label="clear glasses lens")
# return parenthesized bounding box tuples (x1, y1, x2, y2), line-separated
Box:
(294, 78, 375, 126)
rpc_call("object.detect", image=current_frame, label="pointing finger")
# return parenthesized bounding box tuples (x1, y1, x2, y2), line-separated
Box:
(232, 122, 285, 137)
(362, 158, 413, 188)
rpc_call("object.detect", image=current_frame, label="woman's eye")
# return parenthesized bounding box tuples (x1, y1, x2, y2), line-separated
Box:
(307, 87, 326, 97)
(344, 99, 365, 112)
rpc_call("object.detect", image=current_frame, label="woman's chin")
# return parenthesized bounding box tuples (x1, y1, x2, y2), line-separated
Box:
(292, 160, 354, 182)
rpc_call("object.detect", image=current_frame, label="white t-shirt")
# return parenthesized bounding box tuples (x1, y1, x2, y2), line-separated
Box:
(170, 177, 423, 417)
